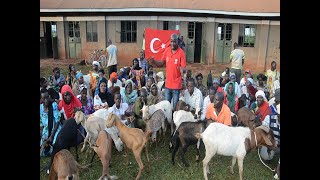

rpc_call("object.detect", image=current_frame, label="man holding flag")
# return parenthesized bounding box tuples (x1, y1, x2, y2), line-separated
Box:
(148, 31, 186, 110)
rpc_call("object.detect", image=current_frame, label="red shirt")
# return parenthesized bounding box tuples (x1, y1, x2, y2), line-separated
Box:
(161, 47, 186, 89)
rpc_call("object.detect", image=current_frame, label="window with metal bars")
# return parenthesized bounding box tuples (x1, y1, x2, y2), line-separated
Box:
(121, 21, 137, 43)
(86, 21, 98, 42)
(68, 22, 80, 38)
(238, 24, 256, 47)
(188, 22, 194, 39)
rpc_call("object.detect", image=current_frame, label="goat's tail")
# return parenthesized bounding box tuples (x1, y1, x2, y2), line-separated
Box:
(194, 133, 202, 140)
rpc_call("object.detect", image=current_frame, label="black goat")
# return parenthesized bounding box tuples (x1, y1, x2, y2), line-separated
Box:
(46, 117, 81, 174)
(171, 121, 206, 167)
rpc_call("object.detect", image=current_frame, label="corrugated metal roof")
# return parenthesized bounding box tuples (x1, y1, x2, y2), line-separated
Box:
(40, 0, 280, 14)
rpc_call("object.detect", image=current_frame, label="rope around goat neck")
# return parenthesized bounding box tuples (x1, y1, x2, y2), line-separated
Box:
(254, 131, 275, 172)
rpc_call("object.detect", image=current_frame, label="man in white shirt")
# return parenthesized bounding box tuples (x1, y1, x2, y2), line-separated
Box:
(201, 86, 216, 121)
(106, 39, 118, 78)
(230, 42, 245, 84)
(184, 78, 203, 112)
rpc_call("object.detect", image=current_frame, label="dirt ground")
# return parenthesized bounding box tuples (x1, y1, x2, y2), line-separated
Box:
(40, 58, 231, 76)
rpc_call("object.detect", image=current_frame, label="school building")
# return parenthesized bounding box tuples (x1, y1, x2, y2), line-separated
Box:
(40, 0, 280, 71)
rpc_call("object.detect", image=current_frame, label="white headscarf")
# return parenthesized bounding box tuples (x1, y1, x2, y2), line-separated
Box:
(255, 90, 267, 101)
(156, 71, 164, 81)
(92, 61, 100, 67)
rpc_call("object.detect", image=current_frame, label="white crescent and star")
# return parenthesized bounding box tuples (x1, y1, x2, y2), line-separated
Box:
(150, 38, 166, 53)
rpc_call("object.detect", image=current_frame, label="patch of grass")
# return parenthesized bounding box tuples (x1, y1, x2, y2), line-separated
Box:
(40, 130, 278, 180)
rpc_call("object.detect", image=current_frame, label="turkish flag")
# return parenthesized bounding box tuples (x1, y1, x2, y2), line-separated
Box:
(145, 28, 179, 60)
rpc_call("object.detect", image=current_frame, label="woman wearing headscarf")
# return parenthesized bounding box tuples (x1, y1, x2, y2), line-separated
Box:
(40, 88, 62, 156)
(72, 71, 91, 98)
(239, 69, 254, 89)
(93, 77, 114, 110)
(223, 81, 239, 113)
(147, 83, 163, 105)
(120, 79, 138, 113)
(58, 85, 82, 120)
(224, 73, 242, 98)
(241, 77, 257, 108)
(252, 90, 271, 122)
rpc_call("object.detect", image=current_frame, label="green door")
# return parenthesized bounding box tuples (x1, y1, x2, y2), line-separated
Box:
(186, 22, 195, 63)
(216, 23, 232, 63)
(68, 21, 82, 59)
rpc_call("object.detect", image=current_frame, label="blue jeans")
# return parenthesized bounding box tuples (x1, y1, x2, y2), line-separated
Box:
(165, 88, 180, 110)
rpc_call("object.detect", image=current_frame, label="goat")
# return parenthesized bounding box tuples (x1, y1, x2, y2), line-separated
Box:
(47, 117, 82, 175)
(231, 107, 261, 129)
(48, 149, 89, 180)
(175, 100, 190, 112)
(171, 120, 206, 167)
(92, 130, 118, 180)
(106, 113, 150, 180)
(195, 123, 277, 180)
(144, 109, 166, 143)
(141, 100, 173, 135)
(173, 108, 201, 133)
(74, 110, 123, 153)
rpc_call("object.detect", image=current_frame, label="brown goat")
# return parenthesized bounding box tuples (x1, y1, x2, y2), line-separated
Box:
(232, 107, 261, 129)
(175, 100, 190, 112)
(48, 149, 87, 180)
(92, 130, 118, 180)
(105, 113, 150, 180)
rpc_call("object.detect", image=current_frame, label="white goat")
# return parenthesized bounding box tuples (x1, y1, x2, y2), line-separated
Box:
(195, 123, 276, 180)
(173, 108, 201, 132)
(74, 111, 123, 152)
(141, 100, 173, 134)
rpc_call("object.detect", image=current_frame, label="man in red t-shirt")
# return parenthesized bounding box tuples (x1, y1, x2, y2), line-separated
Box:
(150, 33, 186, 110)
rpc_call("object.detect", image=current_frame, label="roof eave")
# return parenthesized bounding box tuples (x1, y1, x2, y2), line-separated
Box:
(39, 8, 280, 17)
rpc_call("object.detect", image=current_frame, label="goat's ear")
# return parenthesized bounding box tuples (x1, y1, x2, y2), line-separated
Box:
(262, 134, 273, 146)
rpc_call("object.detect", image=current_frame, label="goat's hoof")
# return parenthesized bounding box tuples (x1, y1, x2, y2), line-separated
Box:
(229, 167, 234, 175)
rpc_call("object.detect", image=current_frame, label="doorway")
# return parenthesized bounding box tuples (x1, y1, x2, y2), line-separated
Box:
(44, 22, 53, 58)
(68, 21, 82, 59)
(216, 23, 232, 63)
(194, 22, 202, 63)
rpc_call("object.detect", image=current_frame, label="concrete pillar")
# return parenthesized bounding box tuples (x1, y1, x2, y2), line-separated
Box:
(257, 23, 270, 71)
(232, 24, 239, 45)
(205, 22, 215, 64)
(56, 21, 66, 59)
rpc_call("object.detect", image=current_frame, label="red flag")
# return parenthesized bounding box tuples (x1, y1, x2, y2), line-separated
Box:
(145, 28, 179, 60)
